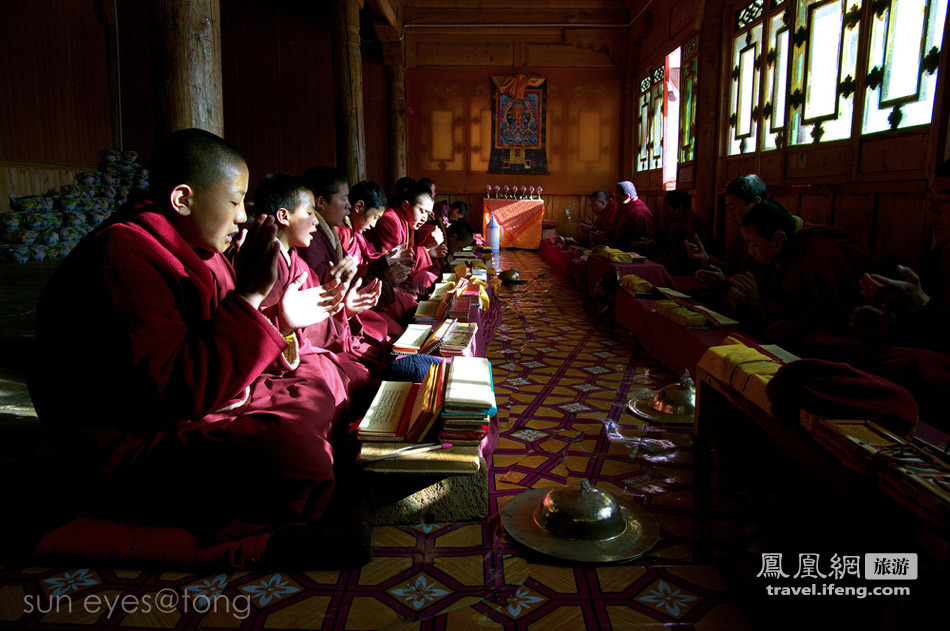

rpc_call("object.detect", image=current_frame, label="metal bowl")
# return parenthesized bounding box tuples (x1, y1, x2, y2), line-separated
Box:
(499, 269, 521, 282)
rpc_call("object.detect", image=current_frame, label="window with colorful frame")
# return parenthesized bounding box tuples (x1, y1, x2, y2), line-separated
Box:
(637, 74, 651, 172)
(679, 35, 700, 162)
(650, 66, 665, 169)
(728, 19, 764, 155)
(762, 8, 791, 149)
(787, 0, 862, 145)
(862, 0, 948, 133)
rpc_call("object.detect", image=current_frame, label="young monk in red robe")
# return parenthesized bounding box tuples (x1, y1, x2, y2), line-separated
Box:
(367, 180, 438, 298)
(336, 179, 407, 339)
(251, 172, 378, 397)
(297, 167, 389, 373)
(29, 129, 366, 563)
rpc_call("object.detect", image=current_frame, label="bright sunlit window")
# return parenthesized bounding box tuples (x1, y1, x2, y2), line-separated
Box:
(863, 0, 948, 133)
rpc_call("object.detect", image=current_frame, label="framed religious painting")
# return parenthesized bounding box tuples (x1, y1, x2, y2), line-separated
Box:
(488, 74, 549, 174)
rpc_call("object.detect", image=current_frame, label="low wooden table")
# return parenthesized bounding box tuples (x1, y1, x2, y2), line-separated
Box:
(693, 366, 949, 562)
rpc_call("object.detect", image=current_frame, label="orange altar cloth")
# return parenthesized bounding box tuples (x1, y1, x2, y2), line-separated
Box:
(482, 198, 545, 250)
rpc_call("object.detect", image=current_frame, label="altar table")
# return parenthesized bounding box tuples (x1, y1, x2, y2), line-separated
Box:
(482, 198, 544, 249)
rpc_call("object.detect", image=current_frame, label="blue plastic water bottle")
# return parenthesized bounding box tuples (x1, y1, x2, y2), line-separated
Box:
(487, 212, 503, 253)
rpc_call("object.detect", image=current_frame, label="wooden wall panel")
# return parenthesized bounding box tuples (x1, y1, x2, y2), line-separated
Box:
(799, 191, 834, 226)
(785, 143, 852, 180)
(834, 194, 876, 247)
(526, 44, 615, 68)
(640, 5, 671, 59)
(771, 192, 800, 216)
(406, 67, 623, 198)
(221, 0, 336, 184)
(859, 133, 929, 175)
(724, 157, 757, 183)
(0, 0, 113, 166)
(416, 41, 515, 67)
(116, 0, 157, 162)
(362, 40, 392, 189)
(875, 193, 927, 269)
(0, 164, 78, 214)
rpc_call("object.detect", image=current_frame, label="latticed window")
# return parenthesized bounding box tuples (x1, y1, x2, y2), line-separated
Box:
(787, 0, 862, 145)
(637, 75, 651, 172)
(762, 9, 791, 150)
(728, 20, 763, 155)
(679, 35, 700, 162)
(650, 66, 665, 169)
(862, 0, 948, 133)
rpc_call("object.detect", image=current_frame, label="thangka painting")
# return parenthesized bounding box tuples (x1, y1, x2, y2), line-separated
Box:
(489, 74, 549, 174)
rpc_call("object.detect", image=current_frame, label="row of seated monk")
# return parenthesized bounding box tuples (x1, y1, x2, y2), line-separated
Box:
(578, 171, 950, 433)
(26, 128, 480, 567)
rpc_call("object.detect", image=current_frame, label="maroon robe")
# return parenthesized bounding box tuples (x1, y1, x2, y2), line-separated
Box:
(31, 201, 350, 530)
(368, 207, 439, 293)
(751, 224, 878, 344)
(295, 221, 389, 372)
(660, 210, 712, 274)
(337, 222, 405, 340)
(257, 248, 375, 397)
(610, 198, 656, 250)
(843, 241, 950, 428)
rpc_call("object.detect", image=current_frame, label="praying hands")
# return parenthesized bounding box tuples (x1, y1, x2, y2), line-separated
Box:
(277, 271, 346, 335)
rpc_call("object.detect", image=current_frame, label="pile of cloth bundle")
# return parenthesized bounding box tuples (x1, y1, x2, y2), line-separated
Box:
(2, 150, 147, 263)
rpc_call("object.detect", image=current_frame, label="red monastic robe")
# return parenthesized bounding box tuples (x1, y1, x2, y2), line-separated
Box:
(296, 221, 389, 372)
(368, 207, 439, 294)
(31, 201, 349, 528)
(337, 221, 406, 339)
(610, 198, 657, 250)
(752, 224, 878, 344)
(256, 248, 375, 397)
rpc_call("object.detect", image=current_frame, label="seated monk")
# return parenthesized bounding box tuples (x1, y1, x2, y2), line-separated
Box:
(28, 129, 367, 563)
(657, 189, 711, 274)
(446, 218, 475, 256)
(336, 179, 407, 340)
(686, 173, 767, 288)
(251, 172, 380, 395)
(367, 180, 438, 299)
(448, 200, 469, 226)
(297, 167, 390, 374)
(729, 200, 877, 349)
(413, 177, 448, 263)
(582, 190, 617, 246)
(848, 159, 950, 428)
(609, 181, 656, 252)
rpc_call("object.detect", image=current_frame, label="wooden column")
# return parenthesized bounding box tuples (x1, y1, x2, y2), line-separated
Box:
(331, 0, 368, 184)
(694, 0, 725, 235)
(389, 64, 408, 181)
(149, 0, 223, 136)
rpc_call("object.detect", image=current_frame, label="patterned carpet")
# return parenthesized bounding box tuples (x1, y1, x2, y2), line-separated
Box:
(0, 250, 804, 629)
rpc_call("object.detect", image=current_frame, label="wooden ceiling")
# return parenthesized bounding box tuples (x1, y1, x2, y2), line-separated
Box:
(399, 0, 645, 27)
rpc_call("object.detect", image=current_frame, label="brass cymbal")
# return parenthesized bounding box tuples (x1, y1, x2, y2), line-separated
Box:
(501, 480, 659, 563)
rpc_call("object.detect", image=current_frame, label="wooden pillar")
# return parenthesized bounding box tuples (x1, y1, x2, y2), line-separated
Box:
(95, 0, 121, 149)
(331, 0, 368, 184)
(694, 0, 725, 236)
(149, 0, 223, 136)
(389, 64, 408, 181)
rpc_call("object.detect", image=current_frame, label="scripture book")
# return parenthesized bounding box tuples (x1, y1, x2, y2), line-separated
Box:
(392, 324, 433, 354)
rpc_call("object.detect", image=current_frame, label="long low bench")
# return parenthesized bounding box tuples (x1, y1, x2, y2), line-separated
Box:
(538, 242, 950, 561)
